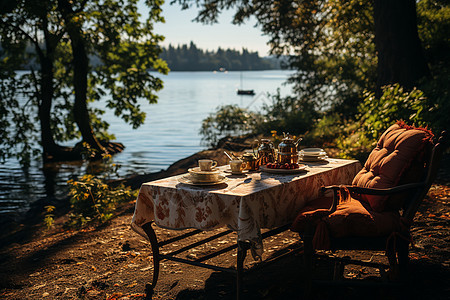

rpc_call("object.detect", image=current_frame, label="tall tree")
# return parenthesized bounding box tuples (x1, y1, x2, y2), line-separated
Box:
(176, 0, 431, 111)
(0, 0, 168, 165)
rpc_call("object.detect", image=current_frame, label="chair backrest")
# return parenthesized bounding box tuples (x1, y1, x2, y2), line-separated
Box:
(402, 131, 448, 222)
(352, 123, 436, 212)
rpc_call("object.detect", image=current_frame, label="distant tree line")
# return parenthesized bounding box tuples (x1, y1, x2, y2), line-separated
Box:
(160, 41, 282, 71)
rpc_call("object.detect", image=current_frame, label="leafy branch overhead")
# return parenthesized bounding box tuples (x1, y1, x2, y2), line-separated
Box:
(0, 0, 169, 165)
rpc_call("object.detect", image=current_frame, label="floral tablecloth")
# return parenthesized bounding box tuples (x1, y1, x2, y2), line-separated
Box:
(131, 159, 361, 258)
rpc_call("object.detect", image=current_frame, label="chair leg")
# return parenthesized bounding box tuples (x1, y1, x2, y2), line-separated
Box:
(333, 260, 345, 281)
(303, 233, 314, 297)
(386, 247, 399, 281)
(396, 240, 410, 280)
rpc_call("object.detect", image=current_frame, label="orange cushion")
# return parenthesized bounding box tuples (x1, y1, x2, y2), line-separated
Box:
(325, 197, 401, 238)
(290, 196, 335, 233)
(352, 122, 433, 212)
(290, 196, 401, 238)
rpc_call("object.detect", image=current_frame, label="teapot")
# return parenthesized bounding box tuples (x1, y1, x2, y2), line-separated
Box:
(277, 133, 302, 164)
(253, 139, 276, 165)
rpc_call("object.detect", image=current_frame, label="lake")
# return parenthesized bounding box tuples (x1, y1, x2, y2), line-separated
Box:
(0, 70, 294, 218)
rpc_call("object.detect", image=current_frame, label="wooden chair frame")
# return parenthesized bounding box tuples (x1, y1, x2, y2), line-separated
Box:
(300, 131, 447, 286)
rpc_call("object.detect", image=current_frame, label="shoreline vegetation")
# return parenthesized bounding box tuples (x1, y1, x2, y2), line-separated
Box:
(159, 42, 283, 71)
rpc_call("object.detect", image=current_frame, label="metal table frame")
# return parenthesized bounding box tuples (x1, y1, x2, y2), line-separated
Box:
(141, 222, 303, 299)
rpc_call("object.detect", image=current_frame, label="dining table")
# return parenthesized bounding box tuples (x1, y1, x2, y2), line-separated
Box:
(131, 158, 361, 299)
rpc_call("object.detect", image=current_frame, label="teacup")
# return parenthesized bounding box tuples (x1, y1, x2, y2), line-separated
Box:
(230, 159, 247, 173)
(199, 159, 217, 171)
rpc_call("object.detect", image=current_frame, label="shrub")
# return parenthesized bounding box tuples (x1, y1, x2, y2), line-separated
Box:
(335, 84, 431, 161)
(256, 91, 318, 135)
(66, 154, 137, 228)
(359, 84, 429, 141)
(200, 104, 258, 148)
(200, 91, 319, 147)
(67, 174, 137, 228)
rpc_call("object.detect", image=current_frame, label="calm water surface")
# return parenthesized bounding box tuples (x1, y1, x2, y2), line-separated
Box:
(0, 70, 294, 217)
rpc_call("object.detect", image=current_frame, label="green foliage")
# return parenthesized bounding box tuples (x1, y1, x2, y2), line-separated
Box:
(359, 85, 429, 140)
(43, 205, 56, 230)
(335, 84, 432, 160)
(416, 0, 450, 135)
(256, 91, 318, 135)
(304, 113, 345, 146)
(0, 73, 40, 167)
(67, 173, 137, 228)
(334, 122, 374, 162)
(200, 104, 258, 147)
(91, 0, 169, 130)
(200, 91, 319, 147)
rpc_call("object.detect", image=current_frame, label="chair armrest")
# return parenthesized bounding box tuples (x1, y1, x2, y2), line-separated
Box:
(322, 182, 426, 196)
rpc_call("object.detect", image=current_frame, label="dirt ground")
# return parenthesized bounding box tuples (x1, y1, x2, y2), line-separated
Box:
(0, 151, 449, 300)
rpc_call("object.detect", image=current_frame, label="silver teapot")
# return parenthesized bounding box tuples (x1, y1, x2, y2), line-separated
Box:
(253, 139, 276, 166)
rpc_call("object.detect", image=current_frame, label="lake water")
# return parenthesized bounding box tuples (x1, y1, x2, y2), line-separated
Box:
(0, 70, 294, 218)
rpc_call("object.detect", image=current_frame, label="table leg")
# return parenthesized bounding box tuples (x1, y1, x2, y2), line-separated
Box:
(236, 241, 251, 300)
(142, 222, 160, 299)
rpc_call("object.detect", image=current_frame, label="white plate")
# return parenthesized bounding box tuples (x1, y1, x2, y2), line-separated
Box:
(300, 148, 326, 156)
(299, 155, 328, 162)
(300, 153, 327, 159)
(178, 175, 228, 186)
(260, 165, 307, 174)
(224, 169, 249, 175)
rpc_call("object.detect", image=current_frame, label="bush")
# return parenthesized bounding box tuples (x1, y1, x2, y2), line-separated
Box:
(200, 104, 259, 148)
(335, 84, 432, 160)
(359, 84, 429, 140)
(66, 154, 137, 228)
(257, 91, 318, 135)
(200, 91, 319, 147)
(67, 174, 137, 228)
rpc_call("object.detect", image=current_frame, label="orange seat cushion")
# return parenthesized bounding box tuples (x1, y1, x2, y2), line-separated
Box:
(352, 122, 433, 212)
(290, 195, 401, 249)
(291, 196, 401, 237)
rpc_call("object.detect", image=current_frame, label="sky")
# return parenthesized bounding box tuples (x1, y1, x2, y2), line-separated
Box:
(140, 1, 271, 56)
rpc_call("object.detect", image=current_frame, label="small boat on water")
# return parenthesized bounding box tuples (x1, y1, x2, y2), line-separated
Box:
(237, 72, 255, 96)
(237, 89, 255, 95)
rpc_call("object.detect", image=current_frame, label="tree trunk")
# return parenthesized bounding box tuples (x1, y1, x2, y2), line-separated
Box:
(39, 54, 58, 159)
(373, 0, 430, 92)
(58, 0, 106, 158)
(39, 60, 82, 162)
(37, 22, 82, 162)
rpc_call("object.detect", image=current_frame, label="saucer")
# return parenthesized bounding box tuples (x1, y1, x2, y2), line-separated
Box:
(178, 175, 228, 186)
(224, 169, 249, 175)
(188, 167, 219, 174)
(299, 155, 328, 162)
